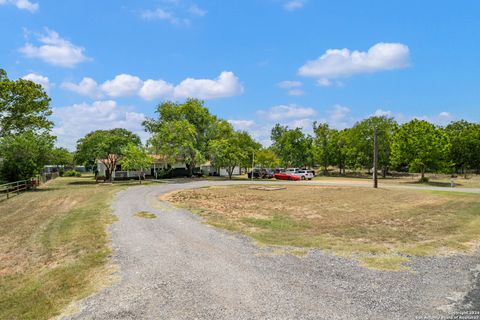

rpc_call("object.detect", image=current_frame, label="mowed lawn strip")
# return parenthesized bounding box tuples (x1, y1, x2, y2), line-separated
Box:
(163, 185, 480, 270)
(0, 176, 127, 320)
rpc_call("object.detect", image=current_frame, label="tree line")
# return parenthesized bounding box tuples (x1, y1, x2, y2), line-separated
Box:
(273, 116, 480, 180)
(1, 68, 479, 183)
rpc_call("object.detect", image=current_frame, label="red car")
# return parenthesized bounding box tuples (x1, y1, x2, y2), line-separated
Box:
(274, 172, 300, 181)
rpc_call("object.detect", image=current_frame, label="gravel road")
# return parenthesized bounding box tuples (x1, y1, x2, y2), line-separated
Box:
(65, 181, 480, 320)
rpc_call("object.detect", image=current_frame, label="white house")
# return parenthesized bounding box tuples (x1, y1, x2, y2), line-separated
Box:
(200, 162, 241, 176)
(96, 155, 187, 179)
(97, 156, 241, 179)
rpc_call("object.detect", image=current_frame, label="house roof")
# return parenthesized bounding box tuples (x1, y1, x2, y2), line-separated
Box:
(97, 154, 185, 164)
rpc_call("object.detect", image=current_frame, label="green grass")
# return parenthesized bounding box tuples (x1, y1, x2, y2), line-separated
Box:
(0, 175, 126, 320)
(134, 211, 157, 219)
(360, 256, 410, 271)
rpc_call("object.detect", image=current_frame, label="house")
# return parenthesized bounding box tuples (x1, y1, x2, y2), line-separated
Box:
(97, 155, 241, 179)
(200, 162, 241, 176)
(96, 155, 187, 180)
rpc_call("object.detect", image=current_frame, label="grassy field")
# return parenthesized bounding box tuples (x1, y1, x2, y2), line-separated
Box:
(0, 175, 142, 320)
(163, 185, 480, 270)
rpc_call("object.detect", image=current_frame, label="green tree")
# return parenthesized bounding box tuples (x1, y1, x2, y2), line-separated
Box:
(270, 124, 309, 168)
(236, 131, 261, 173)
(75, 129, 141, 181)
(313, 122, 336, 174)
(255, 148, 281, 168)
(121, 144, 153, 183)
(50, 147, 74, 167)
(330, 129, 348, 175)
(444, 121, 480, 177)
(144, 99, 224, 176)
(209, 129, 245, 179)
(0, 69, 53, 137)
(345, 116, 398, 176)
(391, 119, 450, 179)
(0, 131, 55, 182)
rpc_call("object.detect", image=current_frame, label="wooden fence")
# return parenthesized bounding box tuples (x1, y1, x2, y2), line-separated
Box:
(0, 179, 37, 201)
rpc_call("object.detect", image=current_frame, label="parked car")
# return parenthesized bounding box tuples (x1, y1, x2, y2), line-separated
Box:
(274, 172, 300, 181)
(292, 169, 314, 180)
(285, 168, 300, 174)
(305, 169, 316, 177)
(248, 168, 275, 179)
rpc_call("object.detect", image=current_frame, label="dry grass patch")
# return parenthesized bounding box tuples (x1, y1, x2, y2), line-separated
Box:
(163, 185, 480, 270)
(0, 175, 126, 320)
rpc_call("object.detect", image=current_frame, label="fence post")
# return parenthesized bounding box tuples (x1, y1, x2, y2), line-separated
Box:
(16, 181, 20, 194)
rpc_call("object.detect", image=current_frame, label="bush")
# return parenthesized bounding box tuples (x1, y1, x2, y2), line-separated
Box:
(418, 176, 430, 183)
(63, 170, 81, 177)
(59, 168, 65, 177)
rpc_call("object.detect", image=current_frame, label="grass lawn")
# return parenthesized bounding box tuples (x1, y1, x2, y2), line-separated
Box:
(0, 175, 144, 320)
(163, 185, 480, 270)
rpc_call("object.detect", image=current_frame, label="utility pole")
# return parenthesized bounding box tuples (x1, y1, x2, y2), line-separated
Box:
(373, 127, 378, 188)
(251, 151, 255, 182)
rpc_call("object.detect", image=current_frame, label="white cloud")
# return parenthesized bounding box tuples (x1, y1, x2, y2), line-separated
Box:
(141, 1, 207, 25)
(0, 0, 38, 12)
(278, 80, 304, 95)
(277, 80, 302, 89)
(173, 71, 244, 99)
(100, 74, 143, 97)
(258, 104, 317, 121)
(284, 0, 306, 11)
(19, 29, 88, 67)
(141, 8, 189, 25)
(62, 71, 244, 101)
(287, 89, 304, 96)
(316, 78, 331, 87)
(61, 77, 101, 98)
(188, 4, 207, 16)
(289, 118, 313, 131)
(228, 120, 255, 130)
(52, 100, 147, 150)
(21, 72, 50, 91)
(298, 42, 410, 80)
(415, 111, 455, 126)
(326, 104, 352, 129)
(372, 109, 394, 117)
(139, 79, 174, 100)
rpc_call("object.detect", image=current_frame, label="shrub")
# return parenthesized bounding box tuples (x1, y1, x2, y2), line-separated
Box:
(59, 168, 65, 177)
(418, 176, 429, 183)
(64, 170, 81, 177)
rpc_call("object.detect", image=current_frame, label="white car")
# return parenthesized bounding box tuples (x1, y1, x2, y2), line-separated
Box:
(292, 169, 313, 180)
(286, 168, 300, 174)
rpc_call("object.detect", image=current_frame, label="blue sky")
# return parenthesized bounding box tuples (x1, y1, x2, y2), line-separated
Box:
(1, 0, 479, 149)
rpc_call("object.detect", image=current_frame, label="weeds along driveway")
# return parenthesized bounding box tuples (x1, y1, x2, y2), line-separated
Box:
(65, 181, 480, 320)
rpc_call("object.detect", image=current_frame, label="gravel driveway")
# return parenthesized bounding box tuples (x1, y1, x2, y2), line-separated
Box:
(65, 181, 480, 320)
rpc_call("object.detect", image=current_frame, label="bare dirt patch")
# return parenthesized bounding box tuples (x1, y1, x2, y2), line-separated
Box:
(163, 185, 480, 270)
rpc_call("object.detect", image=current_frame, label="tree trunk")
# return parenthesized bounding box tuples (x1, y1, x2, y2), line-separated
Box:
(421, 166, 425, 179)
(187, 163, 193, 177)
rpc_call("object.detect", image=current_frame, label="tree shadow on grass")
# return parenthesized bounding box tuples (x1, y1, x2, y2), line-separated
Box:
(67, 181, 97, 185)
(403, 181, 463, 188)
